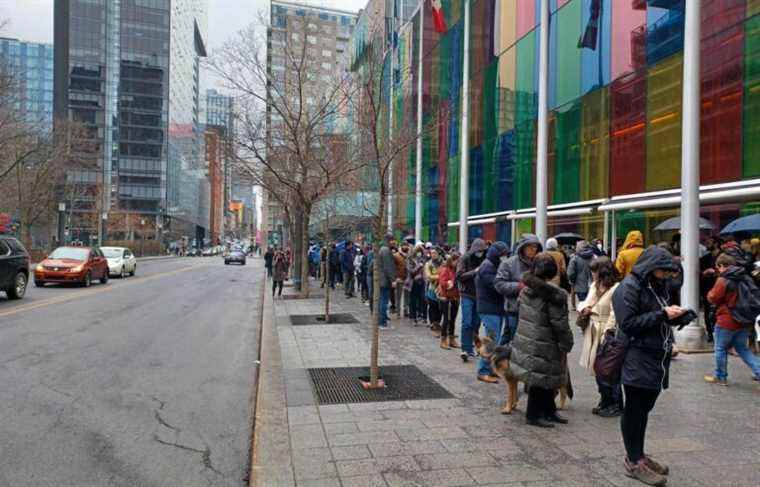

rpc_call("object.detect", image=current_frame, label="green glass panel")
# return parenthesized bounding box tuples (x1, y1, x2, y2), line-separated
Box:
(749, 0, 760, 17)
(553, 101, 581, 204)
(744, 16, 760, 177)
(515, 119, 535, 210)
(517, 219, 534, 235)
(646, 53, 683, 190)
(555, 0, 582, 108)
(448, 155, 460, 222)
(615, 211, 646, 246)
(516, 30, 537, 126)
(580, 87, 609, 200)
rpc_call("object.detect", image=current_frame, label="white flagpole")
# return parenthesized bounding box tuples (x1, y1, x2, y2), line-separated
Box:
(458, 0, 470, 253)
(414, 1, 424, 242)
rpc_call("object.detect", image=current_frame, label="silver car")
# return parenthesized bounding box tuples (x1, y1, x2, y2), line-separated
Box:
(101, 246, 137, 278)
(225, 250, 246, 265)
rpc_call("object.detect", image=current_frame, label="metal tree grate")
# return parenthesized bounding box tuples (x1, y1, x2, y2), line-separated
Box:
(307, 365, 453, 405)
(290, 313, 358, 325)
(281, 294, 325, 301)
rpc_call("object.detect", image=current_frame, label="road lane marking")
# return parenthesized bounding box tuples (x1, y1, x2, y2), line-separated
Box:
(0, 263, 212, 319)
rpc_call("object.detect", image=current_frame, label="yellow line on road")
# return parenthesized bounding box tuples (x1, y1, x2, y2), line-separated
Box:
(0, 263, 211, 319)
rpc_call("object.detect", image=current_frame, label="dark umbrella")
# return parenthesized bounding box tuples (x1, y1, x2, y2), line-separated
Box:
(720, 213, 760, 235)
(553, 232, 584, 243)
(654, 216, 714, 231)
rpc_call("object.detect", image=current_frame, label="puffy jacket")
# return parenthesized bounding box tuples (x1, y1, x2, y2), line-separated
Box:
(612, 246, 681, 391)
(475, 242, 509, 316)
(615, 231, 644, 277)
(707, 267, 743, 331)
(378, 245, 396, 288)
(495, 234, 543, 314)
(328, 249, 340, 268)
(510, 272, 574, 390)
(424, 259, 442, 296)
(568, 244, 595, 295)
(456, 238, 487, 299)
(437, 266, 460, 301)
(393, 250, 408, 281)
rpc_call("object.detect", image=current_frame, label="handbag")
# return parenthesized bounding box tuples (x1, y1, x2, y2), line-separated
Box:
(575, 312, 591, 332)
(593, 329, 628, 384)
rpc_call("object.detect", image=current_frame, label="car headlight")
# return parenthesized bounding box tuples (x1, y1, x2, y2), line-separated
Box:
(70, 265, 84, 273)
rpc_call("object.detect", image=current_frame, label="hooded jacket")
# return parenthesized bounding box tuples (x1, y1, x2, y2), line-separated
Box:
(340, 245, 356, 273)
(612, 246, 680, 391)
(495, 234, 543, 314)
(475, 242, 509, 316)
(456, 238, 487, 299)
(568, 243, 595, 295)
(510, 272, 574, 390)
(707, 266, 743, 331)
(615, 231, 645, 277)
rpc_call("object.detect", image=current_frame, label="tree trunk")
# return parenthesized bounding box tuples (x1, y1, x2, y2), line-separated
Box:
(292, 206, 303, 291)
(300, 212, 311, 298)
(369, 194, 387, 388)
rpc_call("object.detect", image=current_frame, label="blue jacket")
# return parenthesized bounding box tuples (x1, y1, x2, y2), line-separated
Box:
(475, 242, 509, 316)
(340, 246, 356, 273)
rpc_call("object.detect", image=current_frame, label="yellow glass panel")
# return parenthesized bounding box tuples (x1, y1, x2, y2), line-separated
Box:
(495, 0, 517, 56)
(580, 88, 610, 200)
(498, 47, 517, 133)
(646, 54, 683, 191)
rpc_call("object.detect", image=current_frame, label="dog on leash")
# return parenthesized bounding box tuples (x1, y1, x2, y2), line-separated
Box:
(478, 336, 573, 414)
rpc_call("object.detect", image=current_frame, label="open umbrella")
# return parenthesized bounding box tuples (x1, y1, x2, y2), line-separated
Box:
(654, 216, 714, 231)
(720, 213, 760, 235)
(553, 232, 584, 243)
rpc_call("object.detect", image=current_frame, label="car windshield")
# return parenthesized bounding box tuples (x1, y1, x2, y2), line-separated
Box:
(102, 248, 123, 258)
(49, 247, 89, 260)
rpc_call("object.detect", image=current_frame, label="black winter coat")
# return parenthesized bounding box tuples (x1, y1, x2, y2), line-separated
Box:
(510, 272, 574, 390)
(612, 246, 681, 391)
(475, 242, 509, 316)
(456, 238, 487, 299)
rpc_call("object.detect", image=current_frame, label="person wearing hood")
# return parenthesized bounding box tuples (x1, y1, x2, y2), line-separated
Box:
(612, 246, 687, 486)
(424, 248, 444, 336)
(406, 244, 427, 325)
(510, 253, 574, 428)
(475, 241, 510, 383)
(615, 230, 645, 278)
(704, 254, 760, 385)
(457, 238, 488, 360)
(495, 234, 542, 346)
(544, 238, 567, 289)
(568, 240, 595, 302)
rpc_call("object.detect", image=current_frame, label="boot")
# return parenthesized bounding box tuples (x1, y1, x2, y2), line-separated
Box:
(624, 458, 667, 486)
(644, 456, 669, 476)
(439, 337, 450, 350)
(448, 336, 460, 349)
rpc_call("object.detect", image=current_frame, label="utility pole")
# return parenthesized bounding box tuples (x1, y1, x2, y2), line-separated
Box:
(535, 0, 550, 244)
(458, 0, 470, 254)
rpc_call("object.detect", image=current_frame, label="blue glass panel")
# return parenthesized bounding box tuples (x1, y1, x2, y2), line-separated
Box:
(468, 225, 484, 241)
(496, 130, 516, 211)
(580, 0, 611, 93)
(646, 0, 684, 65)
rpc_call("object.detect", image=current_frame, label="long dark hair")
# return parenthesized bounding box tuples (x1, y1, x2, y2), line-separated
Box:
(531, 252, 558, 281)
(589, 256, 618, 290)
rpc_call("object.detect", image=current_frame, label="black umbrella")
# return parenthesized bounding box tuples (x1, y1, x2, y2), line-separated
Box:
(654, 216, 714, 231)
(553, 232, 585, 243)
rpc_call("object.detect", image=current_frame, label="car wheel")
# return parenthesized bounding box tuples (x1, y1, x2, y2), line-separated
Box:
(100, 271, 109, 284)
(34, 280, 45, 288)
(8, 272, 28, 299)
(225, 261, 229, 265)
(83, 272, 92, 288)
(242, 261, 246, 266)
(120, 266, 126, 278)
(130, 265, 136, 277)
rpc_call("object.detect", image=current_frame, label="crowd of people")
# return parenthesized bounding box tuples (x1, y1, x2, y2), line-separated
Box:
(264, 230, 760, 486)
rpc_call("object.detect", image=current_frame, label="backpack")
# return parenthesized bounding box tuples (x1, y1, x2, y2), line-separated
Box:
(726, 275, 760, 327)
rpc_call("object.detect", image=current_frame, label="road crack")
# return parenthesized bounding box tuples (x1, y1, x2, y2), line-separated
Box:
(153, 435, 221, 475)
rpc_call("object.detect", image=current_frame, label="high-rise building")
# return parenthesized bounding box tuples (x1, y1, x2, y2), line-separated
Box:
(204, 88, 236, 239)
(0, 38, 54, 130)
(265, 0, 358, 247)
(54, 0, 208, 244)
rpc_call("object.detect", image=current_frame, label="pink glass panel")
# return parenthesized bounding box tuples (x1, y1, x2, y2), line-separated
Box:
(610, 0, 647, 80)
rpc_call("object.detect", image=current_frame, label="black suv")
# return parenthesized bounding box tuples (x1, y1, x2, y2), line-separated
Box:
(0, 235, 30, 300)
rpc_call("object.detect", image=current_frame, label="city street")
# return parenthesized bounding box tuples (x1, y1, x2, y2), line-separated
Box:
(0, 257, 264, 487)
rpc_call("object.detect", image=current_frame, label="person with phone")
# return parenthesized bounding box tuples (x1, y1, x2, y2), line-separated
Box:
(612, 246, 685, 486)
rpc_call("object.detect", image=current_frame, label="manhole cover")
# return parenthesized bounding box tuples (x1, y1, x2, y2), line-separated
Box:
(290, 313, 358, 325)
(307, 365, 453, 405)
(281, 294, 325, 300)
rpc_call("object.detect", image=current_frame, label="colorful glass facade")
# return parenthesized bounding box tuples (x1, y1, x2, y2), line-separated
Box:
(378, 0, 760, 245)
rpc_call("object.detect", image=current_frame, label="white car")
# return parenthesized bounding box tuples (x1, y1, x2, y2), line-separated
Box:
(101, 246, 137, 278)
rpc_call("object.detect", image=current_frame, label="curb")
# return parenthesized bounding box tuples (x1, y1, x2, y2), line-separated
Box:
(249, 278, 296, 487)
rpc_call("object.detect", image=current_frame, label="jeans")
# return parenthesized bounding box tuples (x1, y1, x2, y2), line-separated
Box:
(266, 266, 272, 279)
(409, 280, 425, 322)
(460, 297, 479, 355)
(526, 386, 557, 421)
(500, 313, 518, 346)
(440, 299, 459, 338)
(597, 376, 623, 409)
(621, 385, 660, 463)
(379, 287, 391, 327)
(344, 271, 355, 296)
(713, 327, 760, 380)
(576, 292, 588, 302)
(395, 284, 403, 317)
(478, 314, 503, 376)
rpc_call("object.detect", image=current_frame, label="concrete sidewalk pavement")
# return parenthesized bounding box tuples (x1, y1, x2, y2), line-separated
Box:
(250, 281, 760, 487)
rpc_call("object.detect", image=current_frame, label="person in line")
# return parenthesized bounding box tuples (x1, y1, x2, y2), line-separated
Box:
(475, 241, 510, 383)
(365, 244, 374, 312)
(495, 234, 542, 346)
(406, 244, 427, 325)
(354, 247, 365, 300)
(510, 253, 574, 428)
(264, 247, 274, 279)
(615, 230, 645, 278)
(612, 246, 685, 486)
(703, 254, 760, 385)
(341, 241, 356, 298)
(700, 240, 720, 342)
(378, 235, 397, 328)
(544, 238, 567, 289)
(437, 253, 461, 350)
(577, 257, 622, 417)
(328, 243, 340, 289)
(456, 238, 488, 360)
(272, 251, 288, 298)
(568, 240, 595, 302)
(424, 248, 443, 337)
(393, 244, 408, 319)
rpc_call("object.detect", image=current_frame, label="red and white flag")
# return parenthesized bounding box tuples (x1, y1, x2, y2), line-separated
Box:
(431, 0, 447, 33)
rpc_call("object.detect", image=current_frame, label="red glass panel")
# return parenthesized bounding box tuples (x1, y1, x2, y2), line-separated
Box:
(483, 223, 498, 242)
(610, 71, 647, 195)
(700, 23, 744, 184)
(610, 0, 647, 80)
(517, 0, 537, 39)
(701, 0, 746, 39)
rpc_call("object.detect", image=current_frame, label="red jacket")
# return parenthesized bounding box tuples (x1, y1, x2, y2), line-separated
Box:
(707, 276, 742, 331)
(437, 266, 460, 301)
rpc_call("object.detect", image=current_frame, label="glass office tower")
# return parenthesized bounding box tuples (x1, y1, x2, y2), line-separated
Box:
(0, 38, 54, 130)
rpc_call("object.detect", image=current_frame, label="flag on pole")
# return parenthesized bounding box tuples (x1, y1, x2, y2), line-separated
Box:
(578, 0, 601, 50)
(431, 0, 447, 34)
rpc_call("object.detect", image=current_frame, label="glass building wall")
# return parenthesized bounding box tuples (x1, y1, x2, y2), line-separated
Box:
(0, 38, 54, 130)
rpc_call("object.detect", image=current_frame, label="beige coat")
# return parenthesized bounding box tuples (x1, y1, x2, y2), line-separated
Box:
(577, 281, 618, 372)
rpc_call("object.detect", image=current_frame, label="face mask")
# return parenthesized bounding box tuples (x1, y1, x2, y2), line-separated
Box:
(500, 255, 509, 263)
(475, 251, 484, 258)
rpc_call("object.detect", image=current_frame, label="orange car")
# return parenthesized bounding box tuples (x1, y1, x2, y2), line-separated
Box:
(34, 246, 110, 288)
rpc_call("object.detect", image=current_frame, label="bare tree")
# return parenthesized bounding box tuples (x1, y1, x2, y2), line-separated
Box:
(209, 14, 367, 297)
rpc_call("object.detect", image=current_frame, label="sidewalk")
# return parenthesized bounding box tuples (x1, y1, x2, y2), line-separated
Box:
(251, 281, 760, 487)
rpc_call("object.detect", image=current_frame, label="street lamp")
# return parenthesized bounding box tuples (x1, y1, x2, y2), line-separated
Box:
(57, 203, 66, 246)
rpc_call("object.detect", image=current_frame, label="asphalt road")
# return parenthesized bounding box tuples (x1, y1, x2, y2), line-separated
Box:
(0, 256, 264, 487)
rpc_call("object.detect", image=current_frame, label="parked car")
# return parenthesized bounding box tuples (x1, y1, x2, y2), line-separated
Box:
(34, 246, 109, 288)
(225, 249, 246, 265)
(101, 246, 137, 278)
(202, 247, 215, 257)
(0, 235, 30, 300)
